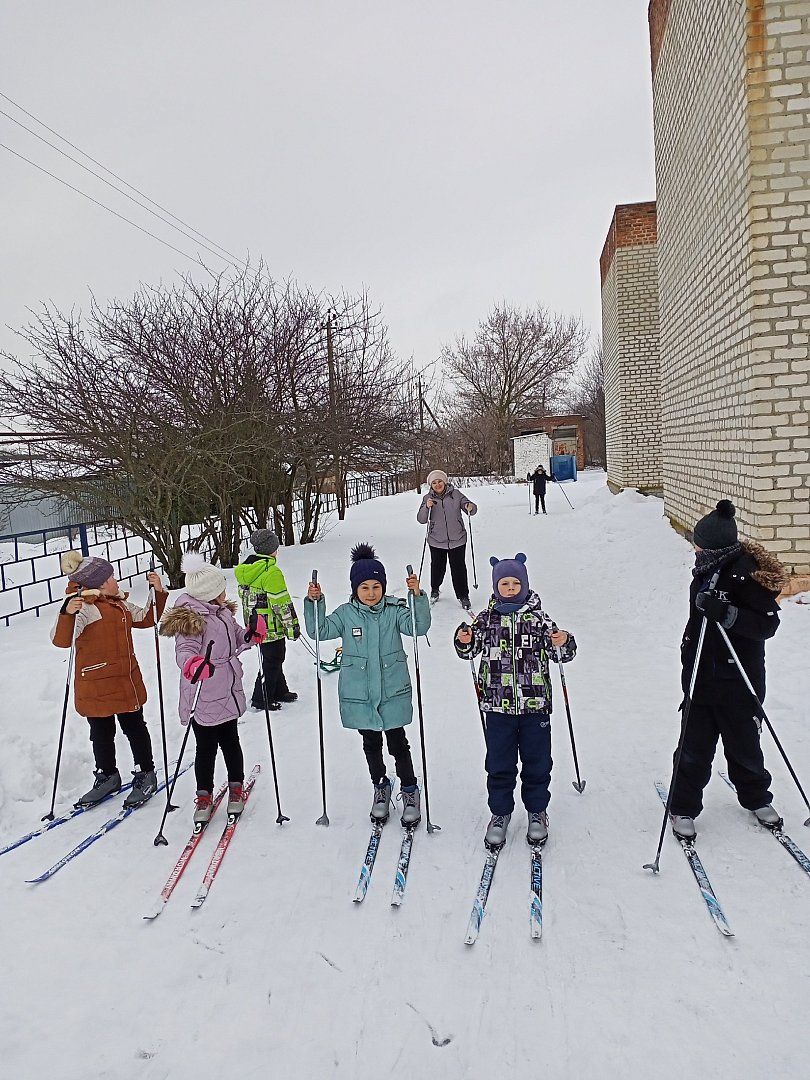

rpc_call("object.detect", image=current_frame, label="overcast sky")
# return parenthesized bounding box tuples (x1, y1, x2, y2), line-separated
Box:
(0, 1, 654, 377)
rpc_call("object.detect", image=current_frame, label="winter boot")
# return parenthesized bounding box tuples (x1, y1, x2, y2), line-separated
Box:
(526, 811, 548, 846)
(460, 596, 472, 612)
(371, 777, 392, 823)
(123, 769, 158, 808)
(227, 782, 245, 816)
(430, 589, 440, 603)
(278, 691, 298, 703)
(193, 790, 214, 825)
(398, 785, 421, 827)
(754, 805, 783, 828)
(671, 814, 696, 840)
(485, 813, 511, 848)
(75, 768, 122, 808)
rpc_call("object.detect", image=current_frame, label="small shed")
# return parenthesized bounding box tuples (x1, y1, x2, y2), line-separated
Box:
(511, 432, 552, 480)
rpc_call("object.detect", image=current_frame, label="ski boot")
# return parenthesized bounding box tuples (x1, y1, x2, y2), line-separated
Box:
(123, 769, 158, 808)
(75, 768, 122, 808)
(670, 814, 696, 840)
(485, 813, 511, 849)
(754, 805, 783, 829)
(227, 782, 245, 816)
(371, 777, 392, 823)
(194, 791, 214, 825)
(278, 691, 298, 703)
(460, 596, 472, 612)
(398, 785, 421, 827)
(430, 589, 440, 604)
(526, 811, 548, 846)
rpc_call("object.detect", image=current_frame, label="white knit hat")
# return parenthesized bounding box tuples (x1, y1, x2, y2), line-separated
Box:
(181, 552, 227, 602)
(426, 469, 449, 487)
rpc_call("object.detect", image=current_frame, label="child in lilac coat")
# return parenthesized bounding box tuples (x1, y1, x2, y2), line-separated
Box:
(160, 554, 264, 822)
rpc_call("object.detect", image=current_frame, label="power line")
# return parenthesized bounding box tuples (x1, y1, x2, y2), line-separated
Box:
(1, 141, 204, 265)
(0, 89, 246, 269)
(0, 105, 243, 270)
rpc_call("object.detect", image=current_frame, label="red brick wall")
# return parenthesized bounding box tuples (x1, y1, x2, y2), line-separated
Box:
(599, 202, 658, 285)
(649, 0, 673, 76)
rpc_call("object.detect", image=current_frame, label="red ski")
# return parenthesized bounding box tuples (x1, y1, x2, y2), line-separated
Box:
(191, 764, 261, 909)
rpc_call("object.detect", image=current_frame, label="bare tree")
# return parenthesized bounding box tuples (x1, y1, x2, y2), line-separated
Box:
(566, 340, 606, 468)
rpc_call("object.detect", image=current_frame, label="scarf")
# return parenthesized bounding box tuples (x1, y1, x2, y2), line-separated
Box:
(692, 542, 741, 581)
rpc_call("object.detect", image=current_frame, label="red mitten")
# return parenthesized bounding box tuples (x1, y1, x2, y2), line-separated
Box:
(182, 655, 215, 682)
(245, 611, 267, 644)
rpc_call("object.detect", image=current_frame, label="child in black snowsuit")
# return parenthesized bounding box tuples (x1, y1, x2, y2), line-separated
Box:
(669, 500, 788, 839)
(454, 553, 576, 847)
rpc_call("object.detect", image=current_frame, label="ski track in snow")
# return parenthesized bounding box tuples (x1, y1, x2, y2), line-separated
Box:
(1, 472, 808, 1079)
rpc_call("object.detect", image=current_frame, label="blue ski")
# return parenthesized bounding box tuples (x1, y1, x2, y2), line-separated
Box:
(717, 772, 810, 879)
(655, 781, 734, 937)
(353, 822, 385, 903)
(0, 780, 135, 858)
(391, 825, 417, 907)
(530, 843, 544, 940)
(465, 844, 503, 945)
(27, 763, 193, 884)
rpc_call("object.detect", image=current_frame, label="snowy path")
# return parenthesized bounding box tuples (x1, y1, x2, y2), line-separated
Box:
(2, 471, 808, 1079)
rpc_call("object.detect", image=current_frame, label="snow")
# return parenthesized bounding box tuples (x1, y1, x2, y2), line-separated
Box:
(2, 471, 808, 1079)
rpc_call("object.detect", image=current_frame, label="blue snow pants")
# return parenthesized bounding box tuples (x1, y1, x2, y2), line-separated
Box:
(484, 710, 552, 815)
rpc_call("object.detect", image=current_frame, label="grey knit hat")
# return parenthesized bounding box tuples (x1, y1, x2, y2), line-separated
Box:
(61, 551, 115, 590)
(250, 529, 280, 556)
(693, 500, 738, 550)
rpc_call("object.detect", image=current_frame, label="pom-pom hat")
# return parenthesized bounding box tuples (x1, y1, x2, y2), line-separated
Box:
(349, 542, 387, 596)
(490, 552, 530, 605)
(61, 550, 114, 590)
(693, 500, 738, 551)
(182, 552, 227, 602)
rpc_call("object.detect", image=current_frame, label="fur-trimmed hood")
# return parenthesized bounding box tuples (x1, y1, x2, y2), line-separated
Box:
(740, 540, 789, 594)
(160, 597, 238, 638)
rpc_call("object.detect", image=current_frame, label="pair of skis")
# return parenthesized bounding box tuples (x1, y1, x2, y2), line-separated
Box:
(145, 764, 261, 918)
(26, 763, 194, 884)
(464, 838, 545, 946)
(655, 775, 810, 937)
(353, 817, 418, 906)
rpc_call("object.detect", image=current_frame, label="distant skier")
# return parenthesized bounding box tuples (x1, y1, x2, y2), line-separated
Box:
(51, 552, 167, 809)
(527, 465, 549, 514)
(304, 543, 431, 826)
(416, 469, 477, 611)
(668, 500, 788, 839)
(454, 553, 576, 847)
(159, 554, 265, 824)
(234, 529, 300, 712)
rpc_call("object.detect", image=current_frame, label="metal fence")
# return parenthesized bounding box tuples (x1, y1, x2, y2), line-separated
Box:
(0, 470, 417, 625)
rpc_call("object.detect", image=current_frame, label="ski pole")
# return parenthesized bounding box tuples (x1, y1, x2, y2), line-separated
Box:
(555, 481, 575, 511)
(644, 570, 721, 873)
(149, 558, 177, 814)
(312, 570, 329, 826)
(407, 563, 440, 833)
(42, 618, 77, 822)
(418, 521, 430, 580)
(153, 640, 213, 847)
(528, 480, 533, 516)
(715, 624, 810, 826)
(551, 623, 585, 793)
(253, 611, 290, 825)
(466, 510, 478, 590)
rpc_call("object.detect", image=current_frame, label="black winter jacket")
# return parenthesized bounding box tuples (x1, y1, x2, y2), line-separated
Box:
(681, 541, 787, 702)
(527, 470, 548, 495)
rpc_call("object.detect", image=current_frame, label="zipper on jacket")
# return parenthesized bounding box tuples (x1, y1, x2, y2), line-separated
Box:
(81, 662, 107, 675)
(511, 612, 519, 715)
(216, 607, 241, 713)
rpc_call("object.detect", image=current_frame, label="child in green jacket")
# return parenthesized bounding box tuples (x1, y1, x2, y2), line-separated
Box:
(235, 530, 300, 712)
(304, 543, 431, 825)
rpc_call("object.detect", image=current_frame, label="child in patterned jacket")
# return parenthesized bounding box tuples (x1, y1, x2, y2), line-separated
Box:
(234, 530, 300, 712)
(454, 553, 576, 848)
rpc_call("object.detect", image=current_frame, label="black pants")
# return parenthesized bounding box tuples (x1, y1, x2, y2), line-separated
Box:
(87, 709, 154, 774)
(360, 727, 417, 788)
(534, 493, 546, 513)
(671, 692, 772, 818)
(429, 543, 469, 599)
(251, 639, 290, 708)
(192, 719, 244, 792)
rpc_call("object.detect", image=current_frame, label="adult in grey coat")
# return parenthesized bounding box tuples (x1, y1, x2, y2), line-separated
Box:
(417, 469, 477, 609)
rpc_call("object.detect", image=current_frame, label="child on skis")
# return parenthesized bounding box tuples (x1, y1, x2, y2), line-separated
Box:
(51, 552, 167, 809)
(234, 529, 300, 712)
(304, 543, 431, 826)
(160, 554, 265, 823)
(454, 553, 576, 847)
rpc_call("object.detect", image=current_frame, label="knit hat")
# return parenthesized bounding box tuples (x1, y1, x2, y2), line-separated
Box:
(250, 529, 280, 556)
(61, 551, 114, 590)
(181, 552, 227, 602)
(426, 469, 449, 487)
(693, 500, 738, 551)
(490, 552, 530, 605)
(349, 542, 387, 596)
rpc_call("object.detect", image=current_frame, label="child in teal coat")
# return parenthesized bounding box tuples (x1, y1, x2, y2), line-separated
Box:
(304, 543, 431, 825)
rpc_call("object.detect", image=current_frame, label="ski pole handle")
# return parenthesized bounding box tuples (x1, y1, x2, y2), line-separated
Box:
(312, 570, 318, 584)
(406, 564, 414, 576)
(190, 640, 214, 685)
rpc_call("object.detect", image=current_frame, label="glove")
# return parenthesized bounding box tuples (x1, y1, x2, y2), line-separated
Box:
(182, 655, 215, 682)
(696, 590, 738, 629)
(293, 625, 301, 640)
(245, 611, 268, 644)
